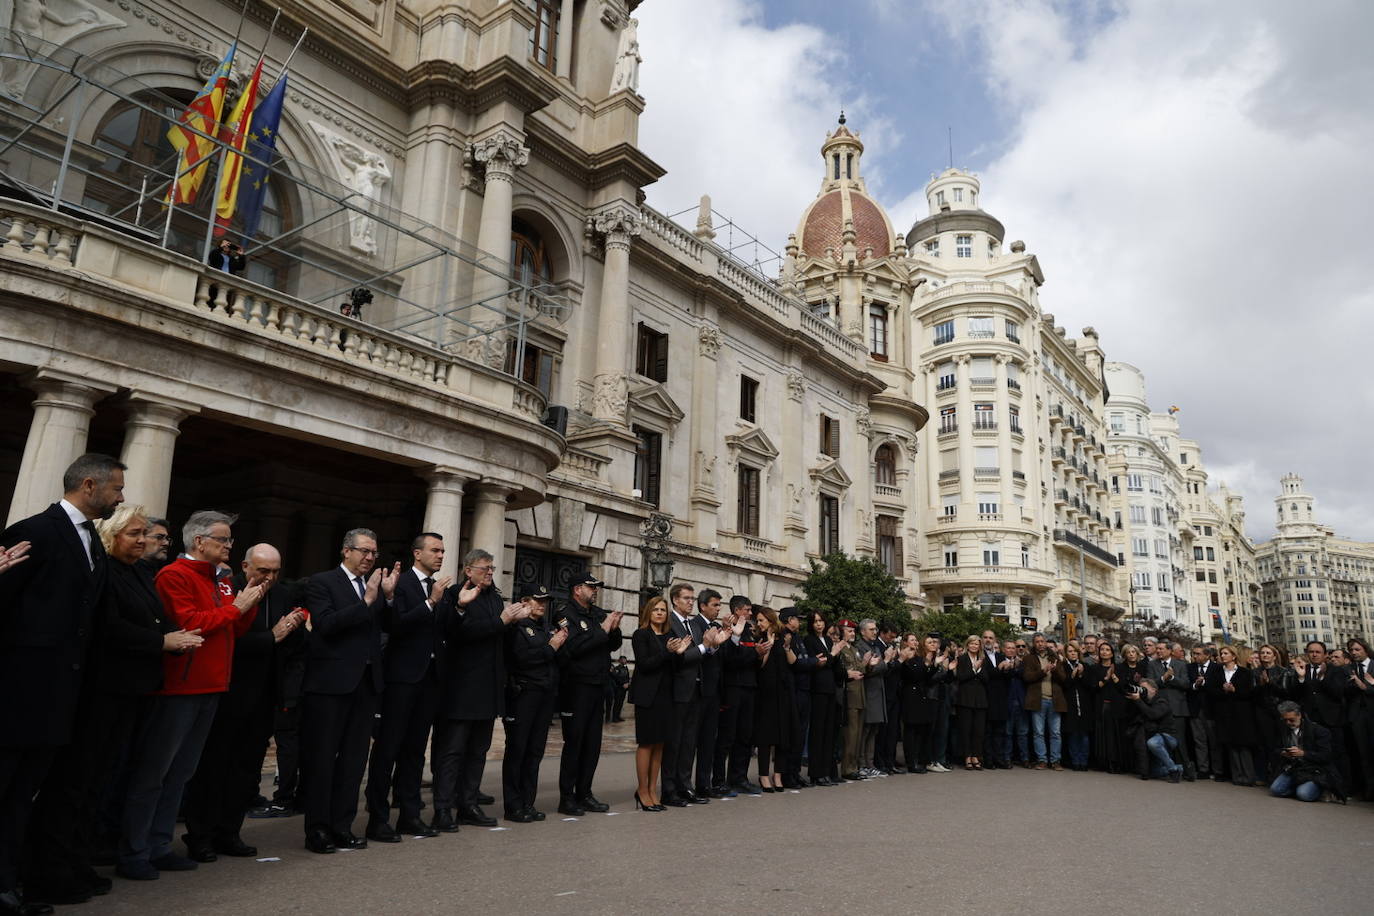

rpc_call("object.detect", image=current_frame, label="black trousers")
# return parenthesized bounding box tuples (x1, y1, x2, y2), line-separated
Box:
(611, 688, 627, 722)
(272, 703, 302, 804)
(958, 707, 987, 759)
(558, 681, 605, 800)
(365, 670, 439, 825)
(502, 685, 553, 815)
(662, 695, 701, 800)
(184, 692, 275, 847)
(430, 717, 494, 813)
(808, 693, 839, 781)
(0, 747, 56, 892)
(877, 696, 901, 768)
(27, 692, 134, 890)
(721, 687, 756, 786)
(693, 693, 719, 794)
(300, 677, 378, 836)
(902, 721, 933, 767)
(786, 690, 811, 780)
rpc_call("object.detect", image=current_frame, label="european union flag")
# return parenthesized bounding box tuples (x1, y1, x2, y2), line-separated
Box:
(238, 73, 287, 247)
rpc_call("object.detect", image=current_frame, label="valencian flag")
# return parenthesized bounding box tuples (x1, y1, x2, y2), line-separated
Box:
(212, 57, 265, 230)
(235, 71, 287, 246)
(166, 42, 237, 205)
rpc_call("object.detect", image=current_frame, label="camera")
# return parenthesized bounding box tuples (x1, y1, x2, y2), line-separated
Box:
(343, 286, 373, 318)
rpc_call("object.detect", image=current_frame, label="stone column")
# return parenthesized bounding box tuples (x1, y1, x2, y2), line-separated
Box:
(555, 0, 575, 80)
(7, 371, 115, 524)
(955, 354, 974, 505)
(421, 468, 468, 580)
(118, 392, 198, 519)
(590, 203, 641, 425)
(922, 364, 940, 520)
(994, 355, 1014, 518)
(689, 320, 722, 544)
(467, 130, 529, 367)
(470, 482, 513, 594)
(782, 367, 808, 564)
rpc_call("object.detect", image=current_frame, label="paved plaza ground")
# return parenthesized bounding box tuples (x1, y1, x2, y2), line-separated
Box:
(79, 728, 1368, 916)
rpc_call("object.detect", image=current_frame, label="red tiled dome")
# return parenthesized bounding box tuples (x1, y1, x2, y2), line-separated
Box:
(799, 189, 892, 259)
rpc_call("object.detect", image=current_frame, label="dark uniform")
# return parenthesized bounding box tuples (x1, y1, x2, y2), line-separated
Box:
(556, 574, 622, 812)
(502, 587, 558, 822)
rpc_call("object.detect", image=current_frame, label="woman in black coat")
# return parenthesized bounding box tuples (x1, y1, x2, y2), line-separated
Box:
(1251, 644, 1297, 780)
(1088, 641, 1127, 773)
(954, 635, 990, 770)
(899, 634, 949, 773)
(803, 612, 843, 786)
(26, 506, 202, 902)
(629, 596, 678, 811)
(1208, 644, 1259, 786)
(1056, 642, 1094, 771)
(752, 607, 798, 792)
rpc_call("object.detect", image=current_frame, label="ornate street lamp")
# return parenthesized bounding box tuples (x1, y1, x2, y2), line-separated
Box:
(640, 512, 675, 595)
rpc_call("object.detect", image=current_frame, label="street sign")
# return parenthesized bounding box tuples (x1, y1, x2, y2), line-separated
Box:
(1021, 617, 1037, 630)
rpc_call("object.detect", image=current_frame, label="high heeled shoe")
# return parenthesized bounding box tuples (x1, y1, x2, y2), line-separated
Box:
(634, 792, 663, 812)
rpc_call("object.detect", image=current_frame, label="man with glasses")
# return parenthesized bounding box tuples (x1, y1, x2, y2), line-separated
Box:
(141, 516, 172, 569)
(430, 549, 531, 829)
(1007, 639, 1031, 765)
(300, 528, 399, 854)
(556, 573, 624, 814)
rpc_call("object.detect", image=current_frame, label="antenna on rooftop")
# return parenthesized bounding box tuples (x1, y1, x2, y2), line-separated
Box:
(948, 126, 953, 169)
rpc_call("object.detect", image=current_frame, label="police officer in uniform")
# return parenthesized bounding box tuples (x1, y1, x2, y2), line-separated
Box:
(501, 587, 566, 823)
(555, 574, 623, 815)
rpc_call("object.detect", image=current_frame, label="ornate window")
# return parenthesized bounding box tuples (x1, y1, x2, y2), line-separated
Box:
(527, 0, 560, 70)
(874, 443, 897, 486)
(510, 217, 554, 284)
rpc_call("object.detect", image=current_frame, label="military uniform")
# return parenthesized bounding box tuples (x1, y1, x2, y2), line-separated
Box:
(501, 588, 558, 822)
(555, 575, 622, 811)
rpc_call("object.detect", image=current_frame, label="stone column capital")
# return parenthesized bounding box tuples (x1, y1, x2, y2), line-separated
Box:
(591, 203, 642, 250)
(119, 390, 200, 429)
(421, 466, 471, 494)
(472, 481, 515, 504)
(470, 130, 530, 182)
(21, 369, 116, 414)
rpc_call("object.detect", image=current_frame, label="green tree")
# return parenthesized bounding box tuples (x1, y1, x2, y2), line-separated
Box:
(793, 552, 913, 634)
(910, 604, 1020, 645)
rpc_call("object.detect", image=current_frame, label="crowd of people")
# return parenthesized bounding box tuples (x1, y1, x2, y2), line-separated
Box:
(623, 588, 1371, 813)
(0, 453, 1369, 916)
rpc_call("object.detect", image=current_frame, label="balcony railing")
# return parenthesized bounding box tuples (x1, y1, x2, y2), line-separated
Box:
(1009, 424, 1023, 435)
(938, 424, 958, 435)
(1007, 378, 1021, 390)
(970, 376, 996, 387)
(1053, 528, 1120, 567)
(973, 420, 997, 431)
(938, 469, 960, 480)
(1052, 447, 1066, 460)
(933, 331, 955, 345)
(937, 378, 956, 391)
(973, 466, 1000, 477)
(1012, 470, 1026, 480)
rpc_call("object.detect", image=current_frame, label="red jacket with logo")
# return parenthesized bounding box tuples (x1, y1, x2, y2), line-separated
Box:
(154, 557, 253, 695)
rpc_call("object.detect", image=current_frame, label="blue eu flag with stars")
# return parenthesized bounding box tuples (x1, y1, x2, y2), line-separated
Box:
(237, 73, 288, 248)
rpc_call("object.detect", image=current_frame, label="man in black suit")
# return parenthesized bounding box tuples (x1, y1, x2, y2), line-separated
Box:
(1294, 641, 1347, 781)
(660, 583, 728, 806)
(555, 573, 623, 815)
(0, 453, 124, 916)
(1187, 644, 1218, 778)
(430, 548, 530, 830)
(364, 533, 451, 842)
(781, 608, 816, 788)
(691, 589, 727, 800)
(182, 543, 305, 861)
(300, 528, 399, 854)
(1151, 641, 1195, 779)
(713, 593, 755, 796)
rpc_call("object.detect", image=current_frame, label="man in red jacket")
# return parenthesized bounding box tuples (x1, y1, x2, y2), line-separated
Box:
(117, 511, 264, 881)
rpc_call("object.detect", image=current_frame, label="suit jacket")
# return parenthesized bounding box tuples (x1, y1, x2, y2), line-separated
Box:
(721, 624, 760, 690)
(1186, 661, 1214, 716)
(303, 566, 386, 695)
(857, 637, 889, 723)
(383, 569, 449, 684)
(628, 627, 673, 707)
(837, 642, 866, 710)
(697, 619, 724, 699)
(221, 580, 307, 715)
(1276, 719, 1344, 798)
(985, 652, 1012, 721)
(556, 598, 623, 687)
(667, 612, 707, 703)
(442, 582, 510, 720)
(954, 654, 990, 709)
(92, 557, 171, 697)
(1298, 664, 1345, 728)
(0, 502, 105, 747)
(1023, 652, 1065, 712)
(1149, 657, 1190, 718)
(787, 629, 817, 695)
(803, 633, 842, 696)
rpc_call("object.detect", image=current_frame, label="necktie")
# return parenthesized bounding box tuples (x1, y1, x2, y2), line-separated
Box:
(354, 576, 366, 601)
(80, 519, 102, 569)
(423, 577, 435, 606)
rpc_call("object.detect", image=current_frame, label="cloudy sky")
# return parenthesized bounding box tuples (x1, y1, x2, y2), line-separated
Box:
(634, 0, 1374, 543)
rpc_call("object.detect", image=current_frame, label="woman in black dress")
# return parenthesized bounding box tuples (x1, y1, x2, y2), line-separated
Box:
(1251, 643, 1296, 781)
(1056, 642, 1093, 771)
(1088, 641, 1127, 772)
(899, 634, 947, 773)
(954, 634, 990, 770)
(803, 611, 842, 786)
(629, 596, 679, 811)
(1115, 643, 1151, 763)
(752, 607, 798, 792)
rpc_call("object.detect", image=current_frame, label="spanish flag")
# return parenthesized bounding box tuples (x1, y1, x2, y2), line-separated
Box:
(166, 42, 237, 205)
(213, 57, 265, 228)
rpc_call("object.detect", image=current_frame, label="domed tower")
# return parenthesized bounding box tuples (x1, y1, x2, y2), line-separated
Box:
(793, 114, 897, 269)
(907, 167, 1006, 262)
(1276, 473, 1318, 535)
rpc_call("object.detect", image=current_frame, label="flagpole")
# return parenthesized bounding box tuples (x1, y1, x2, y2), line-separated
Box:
(272, 26, 308, 86)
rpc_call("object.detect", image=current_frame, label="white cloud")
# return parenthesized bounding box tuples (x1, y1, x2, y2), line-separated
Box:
(921, 0, 1374, 541)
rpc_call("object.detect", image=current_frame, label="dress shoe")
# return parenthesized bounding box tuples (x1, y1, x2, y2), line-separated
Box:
(527, 808, 547, 821)
(366, 822, 402, 844)
(732, 779, 763, 795)
(1169, 770, 1183, 783)
(557, 798, 587, 816)
(397, 819, 438, 838)
(149, 853, 198, 872)
(505, 808, 536, 823)
(183, 839, 217, 863)
(430, 810, 460, 833)
(661, 796, 688, 808)
(475, 792, 496, 806)
(20, 885, 90, 907)
(333, 831, 368, 850)
(0, 890, 55, 915)
(683, 791, 709, 805)
(214, 836, 258, 857)
(458, 807, 497, 827)
(73, 870, 112, 898)
(579, 794, 611, 813)
(248, 803, 291, 818)
(115, 861, 160, 880)
(708, 784, 737, 798)
(909, 766, 928, 774)
(304, 828, 337, 855)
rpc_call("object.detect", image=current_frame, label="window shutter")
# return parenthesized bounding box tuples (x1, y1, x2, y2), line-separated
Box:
(828, 417, 840, 458)
(653, 329, 669, 381)
(748, 468, 760, 534)
(894, 535, 904, 573)
(645, 432, 661, 507)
